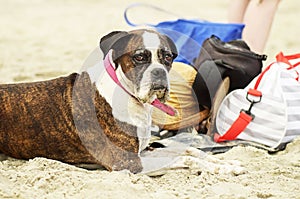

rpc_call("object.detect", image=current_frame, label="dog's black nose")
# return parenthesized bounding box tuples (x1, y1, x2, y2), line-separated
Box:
(151, 68, 166, 79)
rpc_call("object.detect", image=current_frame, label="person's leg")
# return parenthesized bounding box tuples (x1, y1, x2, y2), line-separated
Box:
(242, 0, 281, 53)
(228, 0, 250, 23)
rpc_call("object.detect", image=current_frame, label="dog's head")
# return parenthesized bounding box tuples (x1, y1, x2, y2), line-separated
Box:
(100, 29, 177, 104)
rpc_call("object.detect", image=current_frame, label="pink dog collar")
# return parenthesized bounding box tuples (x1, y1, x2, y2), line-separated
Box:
(103, 51, 176, 116)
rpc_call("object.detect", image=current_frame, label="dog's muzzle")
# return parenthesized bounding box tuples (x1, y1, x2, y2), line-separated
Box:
(151, 68, 167, 81)
(138, 67, 170, 104)
(150, 68, 169, 100)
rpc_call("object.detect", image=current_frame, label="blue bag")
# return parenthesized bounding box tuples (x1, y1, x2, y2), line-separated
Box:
(124, 3, 245, 65)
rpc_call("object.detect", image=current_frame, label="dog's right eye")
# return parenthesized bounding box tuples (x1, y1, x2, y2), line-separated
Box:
(134, 54, 145, 62)
(133, 53, 149, 63)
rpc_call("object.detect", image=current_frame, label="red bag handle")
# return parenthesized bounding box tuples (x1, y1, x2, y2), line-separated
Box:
(276, 52, 300, 69)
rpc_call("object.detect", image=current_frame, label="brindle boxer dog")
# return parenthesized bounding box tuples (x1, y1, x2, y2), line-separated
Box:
(0, 29, 177, 173)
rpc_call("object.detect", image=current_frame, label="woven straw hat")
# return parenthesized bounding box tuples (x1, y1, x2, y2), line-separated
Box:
(152, 62, 209, 130)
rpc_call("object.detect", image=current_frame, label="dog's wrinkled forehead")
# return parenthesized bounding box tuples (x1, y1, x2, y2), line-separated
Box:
(99, 29, 178, 61)
(124, 30, 175, 55)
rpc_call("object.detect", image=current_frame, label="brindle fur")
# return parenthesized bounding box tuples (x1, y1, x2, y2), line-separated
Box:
(0, 72, 142, 173)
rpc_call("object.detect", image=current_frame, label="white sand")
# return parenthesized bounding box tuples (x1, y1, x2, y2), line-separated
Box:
(1, 0, 300, 198)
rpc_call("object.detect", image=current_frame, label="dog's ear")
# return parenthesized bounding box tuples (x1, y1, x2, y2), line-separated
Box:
(99, 31, 129, 57)
(164, 35, 178, 60)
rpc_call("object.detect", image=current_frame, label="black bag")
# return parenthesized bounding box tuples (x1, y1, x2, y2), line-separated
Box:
(192, 35, 267, 109)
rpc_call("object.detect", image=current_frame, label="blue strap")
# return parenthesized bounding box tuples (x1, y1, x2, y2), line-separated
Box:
(124, 3, 180, 27)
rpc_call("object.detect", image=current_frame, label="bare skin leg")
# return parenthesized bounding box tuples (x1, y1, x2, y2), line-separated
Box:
(228, 0, 281, 54)
(228, 0, 250, 23)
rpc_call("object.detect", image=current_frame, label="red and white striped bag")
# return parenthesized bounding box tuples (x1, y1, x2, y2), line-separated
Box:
(215, 52, 300, 149)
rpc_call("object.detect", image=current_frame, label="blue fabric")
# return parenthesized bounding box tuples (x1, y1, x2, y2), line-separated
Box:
(154, 19, 245, 65)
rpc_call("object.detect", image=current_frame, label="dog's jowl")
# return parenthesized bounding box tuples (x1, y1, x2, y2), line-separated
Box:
(0, 29, 177, 173)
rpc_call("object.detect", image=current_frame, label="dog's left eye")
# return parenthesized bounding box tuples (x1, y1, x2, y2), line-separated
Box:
(164, 53, 173, 63)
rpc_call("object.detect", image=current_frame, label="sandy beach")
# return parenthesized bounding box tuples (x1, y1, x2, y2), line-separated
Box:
(1, 0, 300, 198)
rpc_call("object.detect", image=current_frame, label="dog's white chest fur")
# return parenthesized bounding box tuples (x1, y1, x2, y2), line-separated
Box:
(87, 63, 152, 152)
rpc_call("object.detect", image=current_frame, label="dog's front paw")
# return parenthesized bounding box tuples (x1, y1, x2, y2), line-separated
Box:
(182, 147, 246, 175)
(139, 146, 246, 176)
